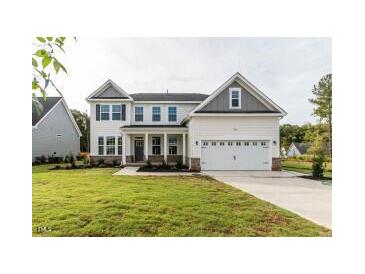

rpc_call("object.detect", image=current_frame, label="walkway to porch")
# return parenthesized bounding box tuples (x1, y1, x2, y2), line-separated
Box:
(121, 125, 188, 166)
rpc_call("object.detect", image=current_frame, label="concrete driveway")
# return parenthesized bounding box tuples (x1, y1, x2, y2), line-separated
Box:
(203, 171, 332, 228)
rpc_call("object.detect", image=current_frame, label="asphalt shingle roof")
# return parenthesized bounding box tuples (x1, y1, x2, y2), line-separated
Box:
(130, 93, 208, 102)
(293, 142, 311, 154)
(32, 97, 62, 126)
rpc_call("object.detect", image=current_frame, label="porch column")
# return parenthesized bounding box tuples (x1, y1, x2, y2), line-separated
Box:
(164, 132, 167, 162)
(182, 133, 186, 165)
(122, 133, 126, 165)
(144, 133, 148, 161)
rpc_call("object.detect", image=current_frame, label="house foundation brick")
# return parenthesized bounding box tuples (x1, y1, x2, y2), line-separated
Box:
(271, 157, 282, 171)
(90, 156, 122, 165)
(190, 157, 201, 172)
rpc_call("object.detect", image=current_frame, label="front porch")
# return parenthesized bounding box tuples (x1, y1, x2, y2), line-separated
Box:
(121, 125, 188, 166)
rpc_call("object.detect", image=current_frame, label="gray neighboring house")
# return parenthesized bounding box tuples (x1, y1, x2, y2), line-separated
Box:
(32, 97, 82, 161)
(287, 142, 311, 157)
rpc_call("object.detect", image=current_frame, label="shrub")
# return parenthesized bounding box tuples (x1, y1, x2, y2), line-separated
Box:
(312, 151, 325, 178)
(35, 155, 47, 164)
(64, 151, 75, 164)
(112, 159, 118, 166)
(83, 154, 90, 165)
(76, 154, 84, 161)
(160, 159, 169, 168)
(175, 160, 183, 169)
(146, 160, 152, 168)
(96, 158, 105, 167)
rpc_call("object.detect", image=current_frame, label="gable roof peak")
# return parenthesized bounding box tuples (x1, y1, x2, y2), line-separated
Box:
(86, 79, 132, 100)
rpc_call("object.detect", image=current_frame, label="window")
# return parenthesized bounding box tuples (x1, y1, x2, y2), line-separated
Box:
(253, 142, 257, 146)
(220, 142, 225, 146)
(229, 88, 241, 109)
(203, 141, 208, 146)
(118, 136, 122, 155)
(168, 106, 177, 122)
(100, 105, 110, 120)
(106, 136, 115, 155)
(261, 141, 266, 146)
(236, 142, 241, 146)
(112, 105, 121, 120)
(152, 137, 161, 155)
(228, 141, 233, 146)
(244, 142, 249, 146)
(152, 106, 161, 121)
(211, 142, 216, 146)
(98, 137, 104, 155)
(135, 106, 143, 122)
(168, 136, 177, 155)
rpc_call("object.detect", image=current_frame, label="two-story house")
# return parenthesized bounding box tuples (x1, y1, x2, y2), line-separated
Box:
(86, 72, 287, 171)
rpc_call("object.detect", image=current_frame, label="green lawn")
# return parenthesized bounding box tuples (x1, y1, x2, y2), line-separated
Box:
(32, 164, 331, 236)
(282, 160, 332, 179)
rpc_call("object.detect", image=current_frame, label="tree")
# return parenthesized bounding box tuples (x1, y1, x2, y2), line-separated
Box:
(32, 37, 74, 112)
(309, 74, 332, 156)
(71, 109, 90, 152)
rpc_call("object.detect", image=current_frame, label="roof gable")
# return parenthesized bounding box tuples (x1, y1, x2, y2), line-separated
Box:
(86, 79, 132, 100)
(190, 72, 287, 115)
(32, 97, 82, 136)
(32, 97, 62, 126)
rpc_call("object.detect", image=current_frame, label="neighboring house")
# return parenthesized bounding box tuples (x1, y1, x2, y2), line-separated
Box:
(86, 72, 287, 171)
(287, 142, 311, 157)
(32, 97, 82, 161)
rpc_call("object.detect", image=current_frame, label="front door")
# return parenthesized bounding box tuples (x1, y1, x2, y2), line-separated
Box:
(134, 140, 144, 162)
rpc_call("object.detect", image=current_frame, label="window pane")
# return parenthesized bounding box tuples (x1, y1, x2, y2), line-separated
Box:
(152, 137, 160, 145)
(135, 106, 143, 122)
(112, 105, 121, 112)
(232, 90, 239, 98)
(101, 105, 109, 112)
(112, 112, 121, 120)
(98, 137, 104, 145)
(118, 136, 122, 145)
(152, 107, 161, 121)
(152, 146, 161, 155)
(101, 113, 109, 120)
(168, 136, 177, 145)
(106, 136, 115, 145)
(98, 146, 104, 155)
(232, 98, 239, 107)
(169, 146, 177, 155)
(106, 146, 115, 155)
(168, 107, 177, 122)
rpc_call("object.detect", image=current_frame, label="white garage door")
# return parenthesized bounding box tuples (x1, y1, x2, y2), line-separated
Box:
(201, 140, 270, 170)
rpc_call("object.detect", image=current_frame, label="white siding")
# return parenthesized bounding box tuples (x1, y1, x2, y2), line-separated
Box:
(89, 101, 132, 156)
(131, 103, 198, 125)
(187, 116, 280, 159)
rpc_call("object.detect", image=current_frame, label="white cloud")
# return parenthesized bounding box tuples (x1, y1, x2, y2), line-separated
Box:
(53, 37, 331, 124)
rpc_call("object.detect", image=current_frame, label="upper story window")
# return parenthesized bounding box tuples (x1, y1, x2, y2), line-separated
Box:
(112, 105, 121, 120)
(100, 105, 110, 120)
(168, 106, 177, 122)
(152, 106, 161, 122)
(135, 106, 144, 122)
(229, 88, 241, 109)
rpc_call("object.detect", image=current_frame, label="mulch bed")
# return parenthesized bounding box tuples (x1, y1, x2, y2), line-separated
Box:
(137, 166, 192, 173)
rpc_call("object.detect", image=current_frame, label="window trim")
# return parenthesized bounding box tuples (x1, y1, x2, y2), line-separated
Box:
(152, 106, 161, 122)
(152, 136, 161, 155)
(100, 104, 110, 120)
(98, 136, 104, 155)
(112, 104, 121, 121)
(135, 105, 144, 122)
(168, 106, 177, 122)
(106, 136, 116, 155)
(229, 87, 241, 109)
(168, 136, 177, 155)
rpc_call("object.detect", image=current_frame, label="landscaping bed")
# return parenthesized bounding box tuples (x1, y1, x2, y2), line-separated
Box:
(137, 166, 192, 172)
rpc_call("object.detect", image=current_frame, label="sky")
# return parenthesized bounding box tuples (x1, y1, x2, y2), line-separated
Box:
(50, 37, 331, 125)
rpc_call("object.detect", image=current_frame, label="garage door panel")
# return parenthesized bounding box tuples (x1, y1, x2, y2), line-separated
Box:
(201, 140, 270, 171)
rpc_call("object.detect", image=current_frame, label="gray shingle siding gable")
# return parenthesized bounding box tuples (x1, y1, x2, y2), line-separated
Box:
(32, 101, 80, 161)
(197, 81, 280, 113)
(91, 85, 128, 99)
